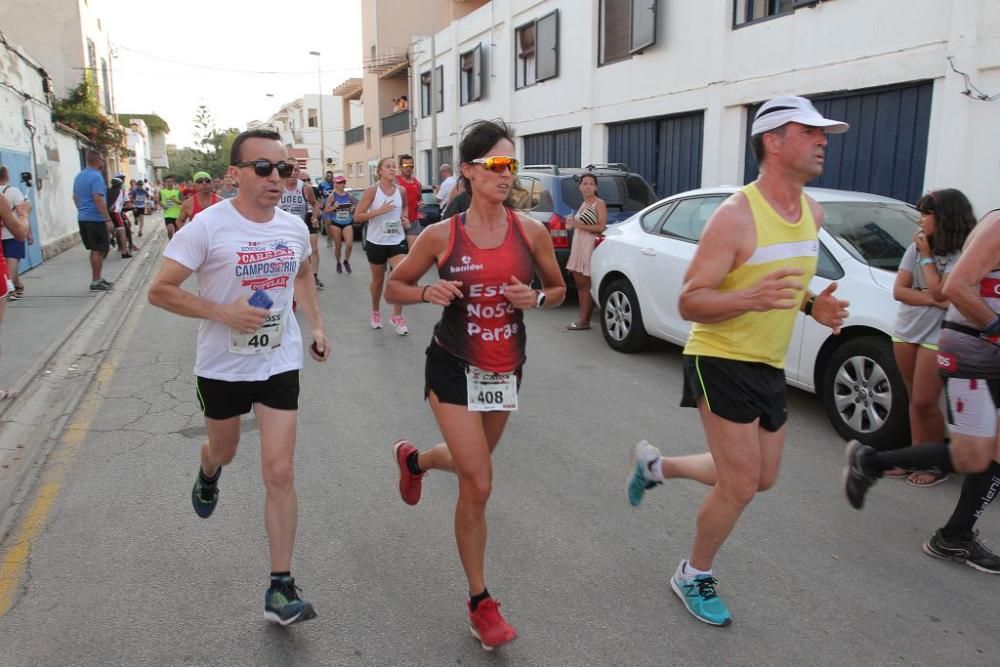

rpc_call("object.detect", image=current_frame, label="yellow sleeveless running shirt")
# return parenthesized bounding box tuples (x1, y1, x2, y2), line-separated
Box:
(683, 183, 818, 369)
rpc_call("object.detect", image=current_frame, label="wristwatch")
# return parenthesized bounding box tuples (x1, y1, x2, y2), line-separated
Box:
(535, 290, 546, 309)
(804, 296, 816, 318)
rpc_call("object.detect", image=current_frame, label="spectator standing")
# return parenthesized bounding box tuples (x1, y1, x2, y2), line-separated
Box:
(436, 163, 457, 208)
(0, 166, 32, 301)
(0, 194, 29, 399)
(72, 150, 115, 291)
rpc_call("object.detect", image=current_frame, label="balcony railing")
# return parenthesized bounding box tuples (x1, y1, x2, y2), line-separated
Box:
(345, 124, 364, 145)
(380, 111, 410, 137)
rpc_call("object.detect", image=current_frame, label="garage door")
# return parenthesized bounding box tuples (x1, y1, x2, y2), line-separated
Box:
(608, 111, 704, 197)
(523, 128, 581, 168)
(744, 81, 933, 204)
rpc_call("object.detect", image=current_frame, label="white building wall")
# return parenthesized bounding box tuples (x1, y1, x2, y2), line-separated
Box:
(256, 95, 348, 178)
(0, 39, 86, 253)
(413, 0, 1000, 212)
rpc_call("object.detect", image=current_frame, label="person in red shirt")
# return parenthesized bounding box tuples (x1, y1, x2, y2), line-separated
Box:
(396, 154, 422, 245)
(385, 120, 566, 651)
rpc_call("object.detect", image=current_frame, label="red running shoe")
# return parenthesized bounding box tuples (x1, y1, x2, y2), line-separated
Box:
(393, 439, 424, 506)
(468, 598, 517, 651)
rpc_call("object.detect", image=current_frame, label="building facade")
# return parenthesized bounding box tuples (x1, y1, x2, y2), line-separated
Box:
(408, 0, 1000, 212)
(249, 94, 348, 179)
(339, 0, 491, 189)
(0, 0, 118, 116)
(118, 113, 171, 181)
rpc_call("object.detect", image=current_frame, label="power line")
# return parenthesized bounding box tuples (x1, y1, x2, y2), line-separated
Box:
(114, 44, 362, 76)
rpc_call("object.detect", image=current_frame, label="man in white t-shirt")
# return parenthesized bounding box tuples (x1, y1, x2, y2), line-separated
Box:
(435, 163, 457, 207)
(148, 128, 330, 626)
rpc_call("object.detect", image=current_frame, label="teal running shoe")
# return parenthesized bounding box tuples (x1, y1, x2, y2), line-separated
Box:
(264, 577, 317, 626)
(670, 562, 732, 626)
(627, 440, 662, 507)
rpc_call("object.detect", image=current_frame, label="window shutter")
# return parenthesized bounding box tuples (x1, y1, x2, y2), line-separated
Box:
(535, 11, 559, 81)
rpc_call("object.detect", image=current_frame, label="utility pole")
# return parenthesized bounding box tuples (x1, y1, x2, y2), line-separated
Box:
(429, 0, 438, 184)
(309, 51, 325, 173)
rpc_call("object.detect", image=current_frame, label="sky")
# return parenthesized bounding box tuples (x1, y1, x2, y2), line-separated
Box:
(102, 0, 364, 148)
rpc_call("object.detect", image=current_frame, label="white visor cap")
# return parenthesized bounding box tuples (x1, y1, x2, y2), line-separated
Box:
(751, 96, 849, 136)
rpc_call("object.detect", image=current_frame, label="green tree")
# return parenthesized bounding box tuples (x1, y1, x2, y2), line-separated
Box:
(53, 75, 127, 156)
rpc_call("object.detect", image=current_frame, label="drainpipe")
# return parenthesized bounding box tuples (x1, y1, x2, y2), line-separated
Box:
(430, 0, 438, 182)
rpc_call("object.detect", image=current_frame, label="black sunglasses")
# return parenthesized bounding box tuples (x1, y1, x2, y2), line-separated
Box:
(234, 160, 296, 178)
(195, 178, 211, 184)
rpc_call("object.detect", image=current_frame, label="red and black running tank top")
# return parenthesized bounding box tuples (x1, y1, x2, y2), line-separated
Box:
(191, 192, 220, 217)
(434, 208, 535, 373)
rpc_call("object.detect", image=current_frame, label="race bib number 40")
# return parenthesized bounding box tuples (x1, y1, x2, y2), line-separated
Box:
(466, 365, 518, 412)
(229, 311, 284, 355)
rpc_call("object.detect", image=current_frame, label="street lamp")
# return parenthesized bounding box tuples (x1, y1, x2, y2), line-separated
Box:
(309, 50, 325, 174)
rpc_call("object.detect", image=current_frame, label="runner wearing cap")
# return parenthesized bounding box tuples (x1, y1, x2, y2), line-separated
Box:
(175, 171, 221, 230)
(323, 175, 356, 274)
(625, 95, 850, 626)
(844, 209, 1000, 574)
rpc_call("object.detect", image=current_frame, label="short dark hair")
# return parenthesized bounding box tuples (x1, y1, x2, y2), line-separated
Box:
(85, 150, 103, 166)
(398, 153, 413, 163)
(750, 125, 788, 166)
(0, 166, 7, 181)
(230, 128, 282, 165)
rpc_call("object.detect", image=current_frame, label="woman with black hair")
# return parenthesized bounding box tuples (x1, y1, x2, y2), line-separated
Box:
(887, 188, 977, 486)
(385, 119, 565, 650)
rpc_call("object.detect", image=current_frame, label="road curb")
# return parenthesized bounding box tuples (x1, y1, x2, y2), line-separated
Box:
(0, 228, 166, 545)
(0, 229, 165, 421)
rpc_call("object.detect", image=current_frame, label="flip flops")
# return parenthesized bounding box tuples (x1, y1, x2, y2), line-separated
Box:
(906, 470, 949, 488)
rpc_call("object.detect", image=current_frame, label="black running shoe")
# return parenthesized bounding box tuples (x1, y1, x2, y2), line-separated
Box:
(923, 530, 1000, 574)
(265, 577, 317, 625)
(843, 439, 878, 510)
(191, 468, 220, 518)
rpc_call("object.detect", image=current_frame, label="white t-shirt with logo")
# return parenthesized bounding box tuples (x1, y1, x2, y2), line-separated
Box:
(164, 199, 312, 382)
(1, 185, 26, 241)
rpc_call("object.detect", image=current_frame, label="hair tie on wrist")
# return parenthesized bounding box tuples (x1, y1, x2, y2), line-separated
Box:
(421, 285, 429, 303)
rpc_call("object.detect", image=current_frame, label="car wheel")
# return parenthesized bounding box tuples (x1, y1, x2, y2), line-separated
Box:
(821, 336, 909, 450)
(600, 277, 649, 353)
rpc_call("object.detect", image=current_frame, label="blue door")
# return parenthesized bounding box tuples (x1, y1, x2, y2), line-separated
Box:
(0, 149, 43, 271)
(523, 128, 582, 168)
(608, 111, 704, 197)
(743, 81, 933, 204)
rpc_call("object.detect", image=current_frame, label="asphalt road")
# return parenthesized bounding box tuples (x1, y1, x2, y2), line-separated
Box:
(0, 244, 997, 666)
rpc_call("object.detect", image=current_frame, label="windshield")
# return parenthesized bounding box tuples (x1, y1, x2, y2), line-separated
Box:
(561, 176, 655, 212)
(821, 201, 919, 270)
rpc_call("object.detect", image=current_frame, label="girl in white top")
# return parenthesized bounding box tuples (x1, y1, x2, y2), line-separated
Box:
(354, 157, 412, 334)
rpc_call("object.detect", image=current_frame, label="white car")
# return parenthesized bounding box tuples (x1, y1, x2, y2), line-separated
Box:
(590, 186, 919, 449)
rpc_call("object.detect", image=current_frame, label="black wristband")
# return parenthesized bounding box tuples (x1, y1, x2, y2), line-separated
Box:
(421, 285, 429, 303)
(804, 296, 815, 318)
(984, 314, 1000, 335)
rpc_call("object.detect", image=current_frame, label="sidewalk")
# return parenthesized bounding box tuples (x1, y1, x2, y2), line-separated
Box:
(0, 220, 165, 410)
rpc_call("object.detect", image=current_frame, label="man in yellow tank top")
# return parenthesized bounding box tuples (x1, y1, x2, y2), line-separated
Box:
(626, 96, 850, 626)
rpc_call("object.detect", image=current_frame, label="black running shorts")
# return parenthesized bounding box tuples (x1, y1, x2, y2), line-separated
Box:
(365, 239, 408, 266)
(303, 214, 320, 235)
(680, 355, 788, 432)
(78, 221, 110, 252)
(424, 339, 522, 407)
(196, 369, 300, 420)
(164, 217, 177, 227)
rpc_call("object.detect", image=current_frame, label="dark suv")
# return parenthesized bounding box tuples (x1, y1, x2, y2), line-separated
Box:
(511, 164, 657, 276)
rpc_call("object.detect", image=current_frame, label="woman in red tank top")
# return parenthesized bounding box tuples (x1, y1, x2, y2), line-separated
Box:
(385, 120, 565, 650)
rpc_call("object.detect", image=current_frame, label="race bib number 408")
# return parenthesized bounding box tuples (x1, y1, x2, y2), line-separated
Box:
(466, 365, 518, 412)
